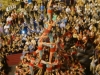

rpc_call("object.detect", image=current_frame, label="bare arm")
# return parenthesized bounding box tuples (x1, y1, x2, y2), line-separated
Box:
(42, 42, 53, 47)
(47, 0, 52, 8)
(41, 60, 51, 64)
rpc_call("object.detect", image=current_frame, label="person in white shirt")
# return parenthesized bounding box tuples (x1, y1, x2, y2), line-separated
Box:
(60, 22, 65, 28)
(4, 24, 10, 34)
(34, 4, 38, 16)
(75, 24, 79, 33)
(6, 16, 12, 25)
(65, 6, 71, 14)
(75, 4, 81, 14)
(90, 55, 98, 74)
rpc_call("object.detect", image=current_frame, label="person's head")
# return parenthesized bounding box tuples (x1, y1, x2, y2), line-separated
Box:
(23, 58, 27, 62)
(41, 3, 43, 6)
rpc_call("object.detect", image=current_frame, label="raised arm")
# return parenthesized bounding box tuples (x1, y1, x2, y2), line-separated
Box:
(47, 0, 53, 8)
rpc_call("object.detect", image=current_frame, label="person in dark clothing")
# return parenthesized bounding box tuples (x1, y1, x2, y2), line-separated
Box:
(20, 0, 25, 8)
(66, 0, 70, 6)
(0, 53, 9, 75)
(71, 0, 75, 5)
(0, 8, 2, 18)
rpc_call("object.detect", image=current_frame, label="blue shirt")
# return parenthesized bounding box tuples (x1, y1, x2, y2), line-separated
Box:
(40, 5, 45, 11)
(61, 18, 67, 24)
(28, 0, 32, 3)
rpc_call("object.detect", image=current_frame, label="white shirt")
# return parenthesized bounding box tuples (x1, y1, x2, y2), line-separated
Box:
(60, 22, 65, 28)
(53, 4, 57, 8)
(66, 7, 71, 13)
(91, 58, 98, 67)
(75, 25, 79, 32)
(6, 17, 12, 22)
(4, 25, 10, 33)
(75, 6, 81, 13)
(25, 41, 29, 45)
(89, 25, 93, 30)
(34, 5, 38, 11)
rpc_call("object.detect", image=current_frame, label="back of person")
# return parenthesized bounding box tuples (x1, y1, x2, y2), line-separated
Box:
(20, 0, 25, 8)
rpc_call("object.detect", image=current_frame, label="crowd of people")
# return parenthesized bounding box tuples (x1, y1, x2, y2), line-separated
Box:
(0, 0, 100, 75)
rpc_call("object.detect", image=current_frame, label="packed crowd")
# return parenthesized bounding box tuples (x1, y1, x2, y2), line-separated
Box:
(0, 0, 100, 75)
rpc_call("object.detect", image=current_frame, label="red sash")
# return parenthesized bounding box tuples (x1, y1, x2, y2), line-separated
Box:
(50, 45, 56, 52)
(29, 63, 34, 67)
(47, 9, 53, 14)
(44, 29, 50, 34)
(38, 63, 43, 68)
(38, 46, 43, 51)
(46, 67, 52, 71)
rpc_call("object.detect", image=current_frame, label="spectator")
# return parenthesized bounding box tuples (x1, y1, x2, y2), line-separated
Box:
(20, 0, 25, 9)
(0, 7, 3, 18)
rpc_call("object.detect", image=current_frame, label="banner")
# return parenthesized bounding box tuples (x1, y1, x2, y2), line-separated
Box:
(6, 4, 16, 12)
